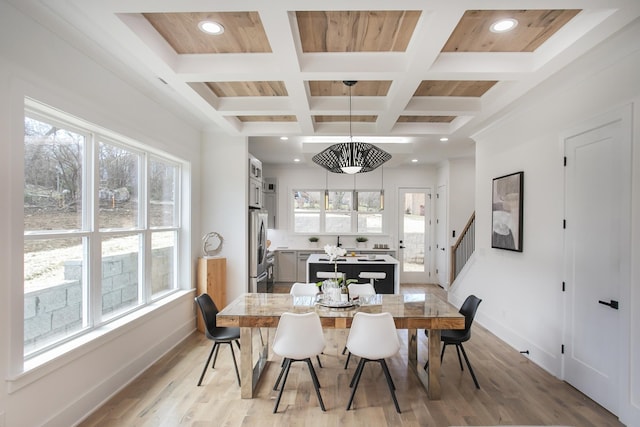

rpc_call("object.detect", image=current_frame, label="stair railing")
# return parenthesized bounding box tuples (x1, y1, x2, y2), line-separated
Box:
(450, 212, 475, 284)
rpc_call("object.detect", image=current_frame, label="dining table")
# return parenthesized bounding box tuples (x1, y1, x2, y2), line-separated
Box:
(216, 292, 465, 400)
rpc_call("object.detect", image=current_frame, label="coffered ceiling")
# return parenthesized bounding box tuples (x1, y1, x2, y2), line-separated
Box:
(11, 0, 640, 167)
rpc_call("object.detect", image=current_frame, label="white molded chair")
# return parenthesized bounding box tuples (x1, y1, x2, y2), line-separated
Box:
(288, 283, 323, 367)
(272, 312, 327, 413)
(342, 282, 376, 368)
(347, 282, 375, 298)
(346, 312, 401, 413)
(289, 282, 320, 297)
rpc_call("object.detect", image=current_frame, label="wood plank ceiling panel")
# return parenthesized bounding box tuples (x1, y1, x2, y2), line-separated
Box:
(414, 81, 497, 97)
(309, 80, 392, 97)
(205, 81, 288, 97)
(142, 12, 271, 54)
(237, 116, 297, 122)
(296, 10, 421, 52)
(397, 116, 456, 123)
(314, 115, 377, 123)
(442, 9, 581, 52)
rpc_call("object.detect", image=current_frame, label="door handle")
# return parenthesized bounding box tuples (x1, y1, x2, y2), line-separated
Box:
(598, 299, 619, 310)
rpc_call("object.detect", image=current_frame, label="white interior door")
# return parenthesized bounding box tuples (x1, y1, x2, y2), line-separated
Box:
(435, 185, 447, 288)
(563, 111, 630, 414)
(398, 188, 430, 283)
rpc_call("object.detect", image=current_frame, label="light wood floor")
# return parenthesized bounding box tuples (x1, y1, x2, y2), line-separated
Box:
(78, 285, 623, 427)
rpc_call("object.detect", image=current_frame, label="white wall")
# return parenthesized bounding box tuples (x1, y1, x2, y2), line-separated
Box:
(0, 3, 201, 426)
(449, 157, 476, 246)
(200, 132, 249, 301)
(452, 19, 640, 426)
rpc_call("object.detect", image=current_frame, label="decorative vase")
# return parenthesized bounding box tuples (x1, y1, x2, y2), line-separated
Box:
(321, 280, 341, 303)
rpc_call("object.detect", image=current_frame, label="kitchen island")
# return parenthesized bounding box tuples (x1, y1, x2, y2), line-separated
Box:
(306, 253, 400, 293)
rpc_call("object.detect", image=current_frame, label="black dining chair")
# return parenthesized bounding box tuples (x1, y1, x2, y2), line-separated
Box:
(424, 294, 482, 389)
(194, 293, 241, 386)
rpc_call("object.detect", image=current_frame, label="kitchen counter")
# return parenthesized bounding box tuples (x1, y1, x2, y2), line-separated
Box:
(307, 253, 399, 264)
(273, 247, 396, 252)
(307, 253, 399, 293)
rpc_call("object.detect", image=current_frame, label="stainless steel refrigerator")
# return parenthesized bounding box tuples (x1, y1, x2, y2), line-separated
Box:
(249, 210, 268, 292)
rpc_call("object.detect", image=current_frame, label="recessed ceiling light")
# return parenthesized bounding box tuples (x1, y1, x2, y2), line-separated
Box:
(411, 159, 418, 163)
(293, 158, 300, 162)
(280, 136, 289, 141)
(198, 21, 224, 35)
(490, 18, 518, 33)
(440, 137, 449, 142)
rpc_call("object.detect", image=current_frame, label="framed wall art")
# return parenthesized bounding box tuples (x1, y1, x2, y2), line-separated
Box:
(491, 171, 524, 252)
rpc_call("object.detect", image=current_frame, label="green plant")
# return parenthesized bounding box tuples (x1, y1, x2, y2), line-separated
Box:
(308, 236, 319, 242)
(355, 236, 368, 242)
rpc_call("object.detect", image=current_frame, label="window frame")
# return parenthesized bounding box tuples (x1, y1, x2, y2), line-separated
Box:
(21, 99, 184, 362)
(291, 188, 385, 235)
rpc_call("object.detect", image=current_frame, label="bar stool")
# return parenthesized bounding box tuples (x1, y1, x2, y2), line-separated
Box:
(317, 271, 345, 281)
(358, 271, 386, 291)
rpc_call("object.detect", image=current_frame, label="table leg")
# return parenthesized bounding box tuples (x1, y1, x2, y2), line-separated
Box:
(240, 327, 270, 399)
(427, 329, 441, 399)
(240, 327, 253, 398)
(407, 328, 441, 399)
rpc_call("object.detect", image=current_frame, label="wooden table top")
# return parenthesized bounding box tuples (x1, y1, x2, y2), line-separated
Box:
(216, 292, 464, 330)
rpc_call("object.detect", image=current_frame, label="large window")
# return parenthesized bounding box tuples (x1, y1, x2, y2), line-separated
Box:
(292, 189, 384, 235)
(23, 102, 181, 359)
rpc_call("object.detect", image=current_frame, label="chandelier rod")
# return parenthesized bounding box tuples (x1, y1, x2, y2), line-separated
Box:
(348, 82, 353, 142)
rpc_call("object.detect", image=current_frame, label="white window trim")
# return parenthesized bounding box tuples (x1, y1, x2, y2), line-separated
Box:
(13, 98, 188, 376)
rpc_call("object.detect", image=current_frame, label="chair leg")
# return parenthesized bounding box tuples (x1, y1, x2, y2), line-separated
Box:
(305, 359, 326, 411)
(197, 342, 217, 386)
(455, 343, 464, 371)
(228, 342, 241, 386)
(273, 359, 287, 391)
(273, 358, 292, 413)
(211, 342, 221, 368)
(349, 356, 366, 388)
(306, 358, 322, 391)
(316, 355, 323, 368)
(347, 359, 367, 410)
(380, 359, 401, 413)
(342, 345, 348, 355)
(344, 351, 352, 369)
(458, 343, 480, 389)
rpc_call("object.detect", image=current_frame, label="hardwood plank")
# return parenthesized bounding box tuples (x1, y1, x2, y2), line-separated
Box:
(78, 284, 623, 427)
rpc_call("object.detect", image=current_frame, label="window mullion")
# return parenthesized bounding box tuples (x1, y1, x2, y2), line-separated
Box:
(142, 154, 151, 304)
(88, 133, 102, 327)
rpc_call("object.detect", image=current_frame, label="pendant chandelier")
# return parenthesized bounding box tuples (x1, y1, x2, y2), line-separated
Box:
(312, 81, 391, 174)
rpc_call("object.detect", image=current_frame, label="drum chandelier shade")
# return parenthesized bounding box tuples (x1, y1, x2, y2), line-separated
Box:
(312, 81, 391, 174)
(312, 142, 392, 174)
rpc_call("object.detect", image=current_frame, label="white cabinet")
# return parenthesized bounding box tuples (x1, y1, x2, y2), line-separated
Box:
(297, 251, 317, 282)
(248, 177, 262, 209)
(264, 192, 277, 228)
(275, 250, 296, 282)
